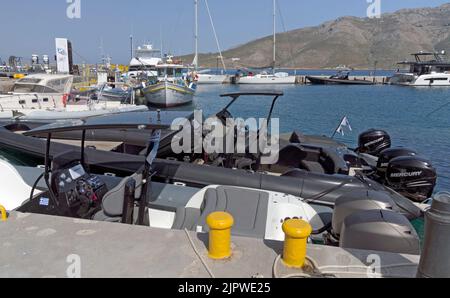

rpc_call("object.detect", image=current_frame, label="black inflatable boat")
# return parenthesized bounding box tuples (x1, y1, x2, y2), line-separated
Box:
(0, 111, 427, 221)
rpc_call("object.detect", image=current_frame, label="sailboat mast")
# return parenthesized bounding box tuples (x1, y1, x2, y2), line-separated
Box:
(194, 0, 199, 70)
(273, 0, 276, 72)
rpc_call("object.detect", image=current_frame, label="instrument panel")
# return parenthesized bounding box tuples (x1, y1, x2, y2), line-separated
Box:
(55, 163, 107, 210)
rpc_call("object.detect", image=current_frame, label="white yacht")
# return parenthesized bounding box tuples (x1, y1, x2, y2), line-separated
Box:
(390, 51, 450, 86)
(0, 73, 147, 120)
(128, 44, 162, 78)
(0, 74, 73, 110)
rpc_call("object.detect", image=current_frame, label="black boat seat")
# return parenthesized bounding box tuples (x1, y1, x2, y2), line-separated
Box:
(300, 160, 326, 174)
(176, 186, 269, 239)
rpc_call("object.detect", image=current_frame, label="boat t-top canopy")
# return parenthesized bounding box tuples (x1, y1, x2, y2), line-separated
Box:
(218, 91, 284, 132)
(24, 110, 192, 136)
(398, 51, 448, 65)
(220, 91, 284, 98)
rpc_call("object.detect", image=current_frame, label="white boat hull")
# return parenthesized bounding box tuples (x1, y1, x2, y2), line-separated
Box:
(238, 75, 296, 84)
(0, 98, 148, 121)
(390, 73, 450, 86)
(0, 93, 66, 110)
(197, 74, 228, 84)
(142, 81, 195, 107)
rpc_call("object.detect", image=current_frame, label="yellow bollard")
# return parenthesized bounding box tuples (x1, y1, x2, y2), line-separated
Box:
(13, 74, 25, 79)
(282, 219, 312, 268)
(0, 205, 7, 222)
(206, 212, 234, 260)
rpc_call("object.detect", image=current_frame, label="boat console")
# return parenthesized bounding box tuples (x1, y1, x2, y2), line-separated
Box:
(52, 162, 107, 214)
(19, 152, 111, 218)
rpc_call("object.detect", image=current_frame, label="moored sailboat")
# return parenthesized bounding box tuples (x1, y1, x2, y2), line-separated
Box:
(237, 0, 296, 84)
(194, 0, 229, 84)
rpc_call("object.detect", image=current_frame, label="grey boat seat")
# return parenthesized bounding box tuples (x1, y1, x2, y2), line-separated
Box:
(174, 186, 269, 239)
(93, 174, 143, 224)
(93, 175, 199, 225)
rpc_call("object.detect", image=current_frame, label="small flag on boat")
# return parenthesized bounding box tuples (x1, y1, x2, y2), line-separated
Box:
(333, 116, 352, 138)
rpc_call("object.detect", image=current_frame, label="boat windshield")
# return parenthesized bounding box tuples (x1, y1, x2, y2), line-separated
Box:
(409, 64, 450, 75)
(12, 83, 58, 93)
(158, 67, 183, 77)
(12, 77, 71, 93)
(129, 65, 156, 71)
(23, 110, 192, 136)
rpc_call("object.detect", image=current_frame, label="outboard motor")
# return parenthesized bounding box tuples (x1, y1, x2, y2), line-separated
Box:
(327, 191, 421, 255)
(357, 129, 391, 157)
(340, 210, 421, 255)
(376, 148, 418, 181)
(385, 156, 437, 203)
(331, 190, 401, 237)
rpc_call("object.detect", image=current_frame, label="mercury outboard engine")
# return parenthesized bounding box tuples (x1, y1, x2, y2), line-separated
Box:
(385, 156, 437, 203)
(357, 129, 391, 157)
(376, 148, 418, 181)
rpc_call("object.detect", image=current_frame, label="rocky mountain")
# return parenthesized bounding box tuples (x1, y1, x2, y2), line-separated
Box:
(179, 3, 450, 69)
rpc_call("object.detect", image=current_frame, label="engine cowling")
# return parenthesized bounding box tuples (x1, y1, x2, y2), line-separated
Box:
(385, 156, 437, 203)
(358, 129, 391, 157)
(377, 148, 418, 180)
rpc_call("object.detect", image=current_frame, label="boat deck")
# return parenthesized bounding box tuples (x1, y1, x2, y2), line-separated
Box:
(0, 212, 420, 278)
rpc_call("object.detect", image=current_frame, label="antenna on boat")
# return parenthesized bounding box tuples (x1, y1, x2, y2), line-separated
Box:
(100, 37, 105, 63)
(193, 0, 199, 70)
(160, 25, 164, 59)
(130, 35, 134, 60)
(273, 0, 277, 73)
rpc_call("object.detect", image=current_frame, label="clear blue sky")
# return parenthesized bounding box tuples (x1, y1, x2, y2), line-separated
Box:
(0, 0, 449, 64)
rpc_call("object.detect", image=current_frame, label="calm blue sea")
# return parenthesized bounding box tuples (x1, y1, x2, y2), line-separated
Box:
(193, 83, 450, 193)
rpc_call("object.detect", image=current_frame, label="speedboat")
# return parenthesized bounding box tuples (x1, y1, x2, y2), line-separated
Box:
(306, 71, 374, 85)
(390, 51, 450, 86)
(0, 92, 436, 206)
(142, 56, 197, 108)
(0, 108, 425, 217)
(0, 111, 424, 254)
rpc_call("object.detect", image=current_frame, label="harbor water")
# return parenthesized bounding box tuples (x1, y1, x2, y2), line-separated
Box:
(193, 83, 450, 194)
